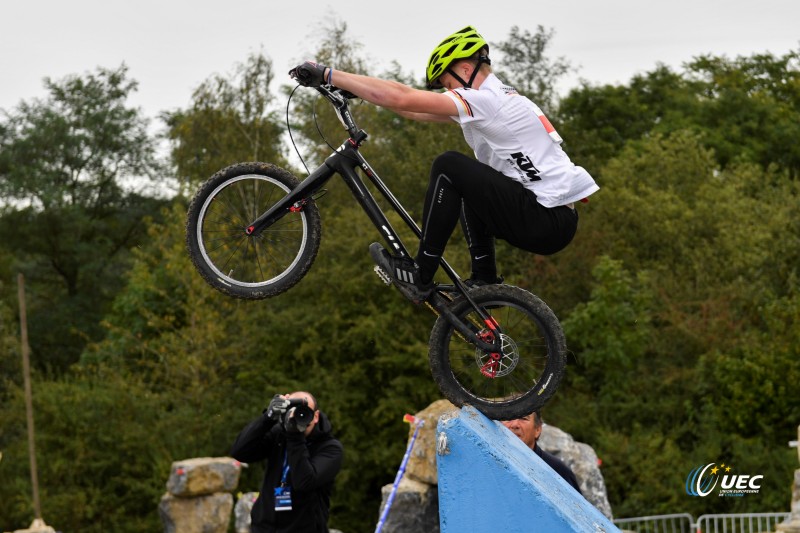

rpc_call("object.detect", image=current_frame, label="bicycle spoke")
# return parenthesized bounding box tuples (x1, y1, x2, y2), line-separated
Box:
(191, 172, 314, 289)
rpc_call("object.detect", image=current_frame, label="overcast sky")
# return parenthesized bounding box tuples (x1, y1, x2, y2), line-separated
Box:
(2, 0, 798, 128)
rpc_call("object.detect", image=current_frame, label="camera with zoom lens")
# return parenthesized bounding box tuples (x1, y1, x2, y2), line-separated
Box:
(283, 398, 315, 433)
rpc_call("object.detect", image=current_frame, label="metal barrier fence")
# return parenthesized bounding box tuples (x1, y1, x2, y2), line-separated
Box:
(614, 513, 694, 533)
(696, 513, 791, 533)
(613, 512, 791, 533)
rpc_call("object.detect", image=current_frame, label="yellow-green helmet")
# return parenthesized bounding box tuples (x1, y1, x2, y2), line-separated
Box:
(426, 26, 489, 89)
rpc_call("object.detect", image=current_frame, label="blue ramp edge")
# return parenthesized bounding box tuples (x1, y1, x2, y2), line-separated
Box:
(437, 405, 619, 533)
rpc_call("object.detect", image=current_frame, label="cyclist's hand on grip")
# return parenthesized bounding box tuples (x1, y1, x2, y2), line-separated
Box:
(289, 61, 329, 87)
(266, 394, 290, 421)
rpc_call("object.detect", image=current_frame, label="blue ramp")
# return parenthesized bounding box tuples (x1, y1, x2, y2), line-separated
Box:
(436, 406, 619, 533)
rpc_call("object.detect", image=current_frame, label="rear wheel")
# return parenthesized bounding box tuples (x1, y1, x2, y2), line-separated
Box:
(186, 162, 322, 299)
(428, 284, 566, 420)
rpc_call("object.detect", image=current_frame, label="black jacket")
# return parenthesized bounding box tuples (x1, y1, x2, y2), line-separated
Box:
(231, 411, 343, 533)
(534, 443, 582, 495)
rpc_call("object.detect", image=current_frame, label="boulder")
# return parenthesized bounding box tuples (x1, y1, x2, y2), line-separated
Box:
(776, 469, 800, 533)
(166, 457, 242, 497)
(377, 477, 439, 533)
(6, 519, 56, 533)
(158, 492, 233, 533)
(234, 492, 259, 533)
(796, 425, 800, 464)
(233, 492, 346, 533)
(404, 400, 457, 485)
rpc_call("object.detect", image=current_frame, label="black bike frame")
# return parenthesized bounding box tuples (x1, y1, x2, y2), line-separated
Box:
(245, 86, 500, 352)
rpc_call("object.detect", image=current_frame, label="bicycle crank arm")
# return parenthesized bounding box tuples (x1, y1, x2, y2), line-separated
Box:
(428, 294, 499, 353)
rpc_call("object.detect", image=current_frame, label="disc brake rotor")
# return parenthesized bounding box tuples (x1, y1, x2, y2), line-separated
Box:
(474, 333, 519, 378)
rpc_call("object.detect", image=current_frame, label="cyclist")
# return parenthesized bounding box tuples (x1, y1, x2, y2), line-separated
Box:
(290, 25, 598, 304)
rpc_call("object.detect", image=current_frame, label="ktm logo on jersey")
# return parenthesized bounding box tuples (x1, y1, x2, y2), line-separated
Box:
(510, 152, 541, 181)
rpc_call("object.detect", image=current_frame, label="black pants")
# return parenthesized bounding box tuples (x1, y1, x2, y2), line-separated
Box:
(415, 151, 579, 282)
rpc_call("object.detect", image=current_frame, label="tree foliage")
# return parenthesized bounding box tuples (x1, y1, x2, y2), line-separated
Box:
(547, 128, 799, 517)
(0, 65, 158, 210)
(164, 52, 288, 189)
(558, 48, 800, 177)
(0, 65, 166, 371)
(491, 25, 574, 114)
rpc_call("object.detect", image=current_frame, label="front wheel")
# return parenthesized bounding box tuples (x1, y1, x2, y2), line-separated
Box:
(186, 162, 322, 299)
(428, 284, 566, 420)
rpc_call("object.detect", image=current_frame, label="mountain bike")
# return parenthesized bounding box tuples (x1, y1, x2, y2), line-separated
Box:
(185, 84, 566, 420)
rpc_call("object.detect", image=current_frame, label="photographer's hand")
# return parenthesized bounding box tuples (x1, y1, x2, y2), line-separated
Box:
(266, 394, 290, 421)
(284, 410, 303, 434)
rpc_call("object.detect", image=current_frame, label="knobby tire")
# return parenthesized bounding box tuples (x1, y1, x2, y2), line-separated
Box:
(428, 284, 566, 420)
(185, 162, 322, 299)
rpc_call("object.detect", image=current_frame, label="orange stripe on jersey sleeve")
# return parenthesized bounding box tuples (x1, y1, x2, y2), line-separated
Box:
(537, 113, 555, 133)
(536, 111, 563, 143)
(449, 90, 473, 117)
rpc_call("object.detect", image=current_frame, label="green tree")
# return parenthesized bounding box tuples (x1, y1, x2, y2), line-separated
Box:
(0, 65, 165, 371)
(491, 25, 574, 114)
(557, 65, 699, 172)
(0, 273, 21, 405)
(685, 50, 800, 174)
(164, 51, 288, 188)
(0, 374, 171, 532)
(558, 49, 800, 177)
(699, 282, 800, 436)
(546, 127, 799, 517)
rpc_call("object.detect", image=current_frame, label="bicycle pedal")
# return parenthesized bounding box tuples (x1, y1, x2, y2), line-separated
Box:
(373, 265, 392, 286)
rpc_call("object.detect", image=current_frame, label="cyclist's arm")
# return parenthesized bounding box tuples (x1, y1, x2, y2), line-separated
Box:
(387, 107, 455, 123)
(328, 69, 458, 119)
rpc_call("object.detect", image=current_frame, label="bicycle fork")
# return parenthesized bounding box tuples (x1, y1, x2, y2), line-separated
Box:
(426, 292, 503, 362)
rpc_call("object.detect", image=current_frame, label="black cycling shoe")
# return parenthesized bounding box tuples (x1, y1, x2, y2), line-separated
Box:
(369, 243, 434, 304)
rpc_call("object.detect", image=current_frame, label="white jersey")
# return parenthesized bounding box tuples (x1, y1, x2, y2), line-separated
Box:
(445, 74, 599, 208)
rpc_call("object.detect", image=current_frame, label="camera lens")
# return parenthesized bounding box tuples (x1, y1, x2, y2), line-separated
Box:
(283, 404, 314, 432)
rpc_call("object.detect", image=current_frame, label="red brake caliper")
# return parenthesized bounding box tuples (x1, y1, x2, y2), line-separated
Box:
(479, 316, 501, 378)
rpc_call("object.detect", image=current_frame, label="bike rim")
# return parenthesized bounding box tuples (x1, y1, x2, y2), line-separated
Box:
(196, 174, 309, 287)
(446, 298, 555, 405)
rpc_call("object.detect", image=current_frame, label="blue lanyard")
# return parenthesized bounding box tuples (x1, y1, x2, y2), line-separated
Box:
(280, 450, 290, 487)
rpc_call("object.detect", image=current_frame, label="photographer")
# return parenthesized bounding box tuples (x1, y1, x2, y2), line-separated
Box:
(231, 391, 343, 533)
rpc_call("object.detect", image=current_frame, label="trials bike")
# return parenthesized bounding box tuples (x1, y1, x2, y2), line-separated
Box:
(185, 84, 566, 420)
